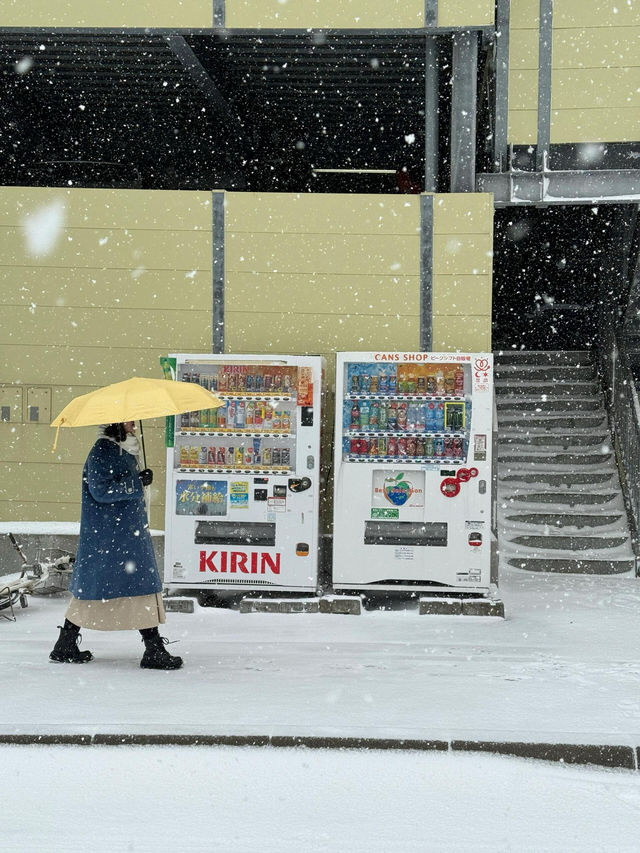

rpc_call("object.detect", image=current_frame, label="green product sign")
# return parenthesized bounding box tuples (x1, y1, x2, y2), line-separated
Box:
(371, 507, 399, 519)
(159, 356, 178, 447)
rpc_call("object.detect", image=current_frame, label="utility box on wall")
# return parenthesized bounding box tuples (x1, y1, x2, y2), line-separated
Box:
(24, 386, 51, 424)
(0, 386, 23, 423)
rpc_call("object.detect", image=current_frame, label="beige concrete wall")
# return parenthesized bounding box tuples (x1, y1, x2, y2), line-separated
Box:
(431, 194, 493, 352)
(508, 0, 640, 145)
(0, 0, 212, 27)
(438, 0, 494, 28)
(0, 187, 213, 528)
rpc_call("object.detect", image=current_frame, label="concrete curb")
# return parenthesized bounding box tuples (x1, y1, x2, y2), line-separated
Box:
(0, 734, 637, 769)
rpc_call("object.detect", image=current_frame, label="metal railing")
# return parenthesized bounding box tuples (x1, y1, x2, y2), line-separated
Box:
(597, 328, 640, 573)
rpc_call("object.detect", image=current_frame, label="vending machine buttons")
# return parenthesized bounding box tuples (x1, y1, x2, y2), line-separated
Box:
(301, 407, 314, 426)
(307, 454, 314, 470)
(254, 489, 268, 501)
(468, 532, 483, 547)
(440, 477, 460, 498)
(296, 542, 310, 556)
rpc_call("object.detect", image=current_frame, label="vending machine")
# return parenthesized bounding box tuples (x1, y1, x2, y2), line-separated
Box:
(332, 351, 494, 594)
(164, 354, 323, 594)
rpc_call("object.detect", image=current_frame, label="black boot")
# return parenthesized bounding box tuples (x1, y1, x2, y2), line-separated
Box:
(49, 620, 93, 663)
(140, 628, 183, 670)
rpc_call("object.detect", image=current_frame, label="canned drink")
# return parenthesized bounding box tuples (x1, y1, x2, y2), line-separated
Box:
(350, 373, 361, 394)
(424, 435, 434, 457)
(216, 447, 225, 465)
(180, 411, 190, 429)
(245, 373, 254, 392)
(426, 372, 437, 395)
(216, 405, 226, 430)
(378, 402, 388, 430)
(417, 375, 426, 394)
(272, 448, 281, 466)
(397, 403, 407, 431)
(227, 446, 235, 465)
(453, 437, 464, 459)
(370, 375, 379, 394)
(388, 374, 397, 394)
(387, 437, 398, 457)
(350, 438, 360, 455)
(281, 411, 291, 432)
(368, 437, 378, 456)
(182, 371, 191, 384)
(236, 372, 246, 393)
(398, 437, 407, 457)
(227, 400, 236, 426)
(444, 436, 454, 457)
(235, 446, 244, 466)
(179, 446, 190, 467)
(377, 436, 388, 457)
(272, 410, 282, 431)
(244, 447, 253, 466)
(263, 446, 272, 466)
(283, 374, 291, 394)
(190, 410, 200, 428)
(387, 402, 397, 431)
(189, 446, 199, 466)
(434, 436, 445, 457)
(378, 373, 389, 394)
(369, 401, 379, 427)
(254, 404, 264, 428)
(263, 372, 273, 391)
(416, 436, 426, 457)
(217, 371, 228, 393)
(357, 438, 369, 455)
(199, 408, 209, 428)
(406, 437, 417, 457)
(281, 448, 291, 468)
(264, 407, 273, 429)
(245, 401, 254, 427)
(253, 437, 262, 465)
(273, 373, 282, 392)
(235, 401, 246, 429)
(207, 447, 216, 466)
(254, 372, 264, 393)
(210, 374, 217, 392)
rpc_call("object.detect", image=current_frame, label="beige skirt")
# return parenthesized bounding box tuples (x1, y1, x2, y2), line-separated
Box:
(65, 593, 166, 631)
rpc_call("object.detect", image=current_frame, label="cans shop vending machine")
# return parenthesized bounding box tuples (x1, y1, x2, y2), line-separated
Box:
(332, 352, 494, 593)
(163, 354, 323, 594)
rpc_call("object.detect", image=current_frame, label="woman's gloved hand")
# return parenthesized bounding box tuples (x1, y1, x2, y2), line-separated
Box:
(139, 469, 153, 487)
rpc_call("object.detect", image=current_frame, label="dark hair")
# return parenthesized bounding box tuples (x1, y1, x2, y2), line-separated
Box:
(104, 423, 127, 442)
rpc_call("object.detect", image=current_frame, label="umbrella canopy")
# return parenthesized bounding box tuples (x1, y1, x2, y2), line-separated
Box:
(50, 377, 223, 452)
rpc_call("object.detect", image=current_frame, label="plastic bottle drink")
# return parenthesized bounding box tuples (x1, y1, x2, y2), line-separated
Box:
(378, 436, 388, 456)
(254, 372, 264, 393)
(416, 436, 425, 457)
(370, 375, 379, 394)
(417, 374, 426, 394)
(244, 447, 253, 466)
(378, 401, 388, 430)
(253, 437, 262, 465)
(387, 402, 397, 430)
(245, 373, 254, 392)
(434, 402, 445, 432)
(453, 365, 464, 394)
(246, 401, 254, 427)
(368, 437, 378, 456)
(397, 403, 407, 431)
(263, 446, 272, 466)
(272, 410, 282, 431)
(351, 373, 361, 394)
(281, 411, 291, 432)
(424, 435, 434, 457)
(281, 448, 291, 467)
(359, 400, 370, 428)
(179, 446, 190, 467)
(235, 401, 246, 429)
(426, 371, 437, 395)
(369, 401, 379, 428)
(361, 373, 371, 393)
(444, 368, 455, 395)
(387, 437, 398, 456)
(388, 373, 397, 395)
(435, 368, 445, 394)
(350, 402, 360, 428)
(378, 373, 389, 394)
(254, 404, 263, 429)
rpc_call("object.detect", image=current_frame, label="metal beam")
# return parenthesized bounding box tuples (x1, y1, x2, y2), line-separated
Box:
(164, 34, 243, 136)
(450, 30, 478, 192)
(213, 0, 225, 27)
(477, 169, 640, 205)
(424, 35, 439, 192)
(536, 0, 553, 171)
(420, 195, 434, 351)
(494, 0, 510, 170)
(212, 191, 225, 354)
(425, 0, 438, 27)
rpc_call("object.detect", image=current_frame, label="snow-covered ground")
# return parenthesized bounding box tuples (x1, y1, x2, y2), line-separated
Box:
(2, 745, 640, 852)
(2, 564, 640, 746)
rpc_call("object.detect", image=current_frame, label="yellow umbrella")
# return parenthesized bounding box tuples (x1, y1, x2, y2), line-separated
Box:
(51, 377, 223, 452)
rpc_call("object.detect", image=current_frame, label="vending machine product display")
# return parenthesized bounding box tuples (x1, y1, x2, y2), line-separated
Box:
(164, 354, 323, 593)
(332, 352, 494, 593)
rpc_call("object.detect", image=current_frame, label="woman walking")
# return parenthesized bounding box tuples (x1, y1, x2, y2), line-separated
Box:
(49, 421, 182, 670)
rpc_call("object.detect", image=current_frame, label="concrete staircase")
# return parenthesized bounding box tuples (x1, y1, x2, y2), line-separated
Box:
(495, 350, 636, 575)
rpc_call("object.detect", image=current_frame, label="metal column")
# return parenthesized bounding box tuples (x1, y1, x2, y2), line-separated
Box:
(536, 0, 554, 171)
(450, 30, 478, 192)
(212, 191, 225, 354)
(424, 35, 439, 192)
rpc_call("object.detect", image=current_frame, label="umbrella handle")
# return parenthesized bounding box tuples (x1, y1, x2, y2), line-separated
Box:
(51, 418, 64, 453)
(138, 420, 147, 469)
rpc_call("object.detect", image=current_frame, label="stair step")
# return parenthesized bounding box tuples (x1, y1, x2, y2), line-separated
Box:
(498, 471, 619, 486)
(497, 399, 604, 413)
(502, 513, 624, 529)
(494, 366, 597, 382)
(498, 416, 607, 431)
(495, 382, 599, 396)
(505, 557, 635, 575)
(503, 492, 620, 506)
(499, 453, 612, 466)
(494, 350, 592, 366)
(499, 434, 609, 448)
(508, 535, 629, 550)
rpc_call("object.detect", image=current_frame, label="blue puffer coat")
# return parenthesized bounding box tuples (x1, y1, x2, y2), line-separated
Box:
(70, 438, 162, 601)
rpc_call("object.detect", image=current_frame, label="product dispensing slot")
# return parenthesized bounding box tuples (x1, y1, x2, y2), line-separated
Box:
(364, 521, 448, 547)
(194, 521, 276, 546)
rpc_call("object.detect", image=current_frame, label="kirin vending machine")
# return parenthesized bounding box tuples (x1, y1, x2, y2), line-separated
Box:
(332, 351, 494, 594)
(164, 354, 323, 594)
